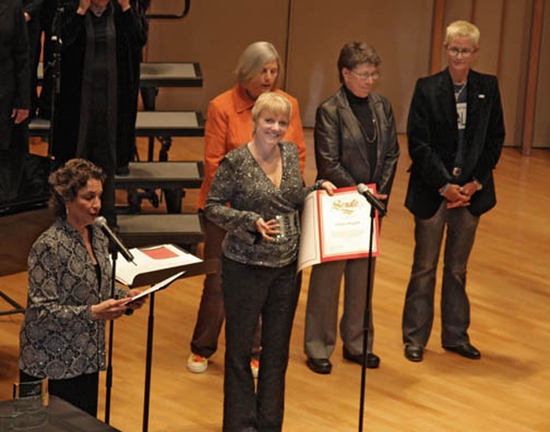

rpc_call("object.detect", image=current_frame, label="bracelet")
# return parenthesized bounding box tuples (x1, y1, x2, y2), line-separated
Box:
(473, 178, 483, 191)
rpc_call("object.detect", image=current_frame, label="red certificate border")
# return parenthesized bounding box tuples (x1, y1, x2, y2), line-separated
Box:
(316, 185, 380, 262)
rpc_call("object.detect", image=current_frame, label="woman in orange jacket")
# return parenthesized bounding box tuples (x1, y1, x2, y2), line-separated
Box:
(187, 41, 306, 376)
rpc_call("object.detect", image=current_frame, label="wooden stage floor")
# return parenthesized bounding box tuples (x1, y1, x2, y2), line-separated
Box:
(1, 133, 549, 431)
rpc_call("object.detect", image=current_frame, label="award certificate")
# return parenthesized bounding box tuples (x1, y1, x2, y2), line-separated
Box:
(298, 186, 379, 272)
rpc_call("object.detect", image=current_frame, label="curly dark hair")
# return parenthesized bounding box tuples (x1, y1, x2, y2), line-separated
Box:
(48, 159, 105, 218)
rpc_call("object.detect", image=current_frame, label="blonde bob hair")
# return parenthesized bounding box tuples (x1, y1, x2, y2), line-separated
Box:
(251, 92, 292, 123)
(445, 20, 481, 48)
(235, 41, 281, 87)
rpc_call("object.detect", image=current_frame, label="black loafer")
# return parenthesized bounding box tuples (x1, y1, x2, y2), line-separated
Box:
(443, 343, 481, 359)
(343, 347, 380, 369)
(366, 353, 380, 369)
(404, 345, 423, 362)
(306, 357, 332, 374)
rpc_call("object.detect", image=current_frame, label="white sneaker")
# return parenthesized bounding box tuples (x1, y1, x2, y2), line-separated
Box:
(250, 359, 260, 379)
(187, 353, 208, 373)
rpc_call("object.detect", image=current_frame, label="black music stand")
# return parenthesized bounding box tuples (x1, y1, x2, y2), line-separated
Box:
(122, 257, 218, 432)
(0, 291, 25, 316)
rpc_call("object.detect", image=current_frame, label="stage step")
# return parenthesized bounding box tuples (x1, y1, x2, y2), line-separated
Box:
(115, 161, 204, 214)
(29, 111, 204, 162)
(37, 61, 203, 88)
(117, 214, 203, 253)
(115, 161, 204, 190)
(29, 111, 205, 139)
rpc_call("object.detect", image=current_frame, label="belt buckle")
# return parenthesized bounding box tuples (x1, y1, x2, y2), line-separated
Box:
(452, 166, 462, 177)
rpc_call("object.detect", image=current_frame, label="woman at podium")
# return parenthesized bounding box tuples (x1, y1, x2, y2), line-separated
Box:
(19, 159, 145, 416)
(205, 93, 334, 431)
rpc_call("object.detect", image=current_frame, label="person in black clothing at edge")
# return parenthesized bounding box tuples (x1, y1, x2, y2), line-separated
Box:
(51, 0, 148, 227)
(0, 0, 31, 207)
(23, 0, 43, 118)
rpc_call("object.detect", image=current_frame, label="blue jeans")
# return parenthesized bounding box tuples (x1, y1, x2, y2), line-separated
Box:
(402, 202, 479, 347)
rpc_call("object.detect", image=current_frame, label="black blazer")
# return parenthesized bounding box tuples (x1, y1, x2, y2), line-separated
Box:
(405, 69, 505, 218)
(314, 87, 400, 198)
(0, 0, 30, 151)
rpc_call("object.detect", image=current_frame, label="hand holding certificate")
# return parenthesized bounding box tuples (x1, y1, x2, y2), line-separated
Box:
(298, 185, 380, 272)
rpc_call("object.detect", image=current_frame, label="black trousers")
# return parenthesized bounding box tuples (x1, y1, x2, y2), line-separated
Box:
(191, 214, 262, 360)
(20, 370, 100, 417)
(222, 256, 301, 432)
(0, 125, 29, 205)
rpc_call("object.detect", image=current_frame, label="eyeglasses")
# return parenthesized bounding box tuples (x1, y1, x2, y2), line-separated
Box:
(349, 69, 380, 81)
(447, 47, 476, 57)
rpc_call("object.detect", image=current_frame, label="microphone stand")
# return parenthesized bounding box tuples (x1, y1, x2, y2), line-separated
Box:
(47, 0, 64, 164)
(358, 204, 379, 432)
(104, 246, 118, 424)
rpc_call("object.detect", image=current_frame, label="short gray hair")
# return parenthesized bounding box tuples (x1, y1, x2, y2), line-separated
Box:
(235, 41, 281, 86)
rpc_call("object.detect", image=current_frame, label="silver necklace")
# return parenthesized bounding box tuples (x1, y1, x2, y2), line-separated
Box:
(365, 116, 377, 143)
(454, 82, 467, 102)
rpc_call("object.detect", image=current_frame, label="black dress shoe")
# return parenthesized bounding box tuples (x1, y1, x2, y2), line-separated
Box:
(404, 345, 423, 362)
(366, 353, 380, 369)
(443, 343, 481, 359)
(306, 358, 332, 374)
(342, 347, 380, 369)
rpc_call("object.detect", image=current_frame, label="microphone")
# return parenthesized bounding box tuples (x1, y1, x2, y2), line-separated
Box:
(357, 183, 387, 216)
(94, 217, 135, 263)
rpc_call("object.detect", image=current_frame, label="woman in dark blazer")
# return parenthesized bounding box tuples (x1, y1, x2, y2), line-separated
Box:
(402, 20, 505, 363)
(304, 41, 400, 375)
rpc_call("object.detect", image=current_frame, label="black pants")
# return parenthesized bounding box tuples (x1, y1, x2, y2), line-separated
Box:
(191, 214, 262, 360)
(20, 370, 99, 417)
(0, 125, 29, 205)
(222, 256, 301, 432)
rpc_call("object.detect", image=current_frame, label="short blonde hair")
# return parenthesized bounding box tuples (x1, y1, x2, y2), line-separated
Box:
(445, 20, 481, 48)
(235, 41, 281, 87)
(251, 92, 292, 123)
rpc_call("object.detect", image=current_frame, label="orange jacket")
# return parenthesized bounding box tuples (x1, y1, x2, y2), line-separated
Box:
(196, 83, 306, 210)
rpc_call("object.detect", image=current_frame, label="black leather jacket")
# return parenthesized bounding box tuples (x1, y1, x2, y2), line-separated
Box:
(314, 86, 400, 198)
